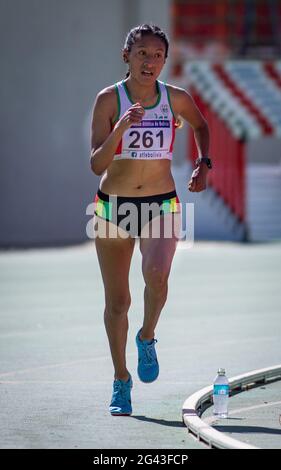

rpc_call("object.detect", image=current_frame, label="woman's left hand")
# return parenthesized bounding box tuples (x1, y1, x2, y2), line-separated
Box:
(188, 164, 209, 192)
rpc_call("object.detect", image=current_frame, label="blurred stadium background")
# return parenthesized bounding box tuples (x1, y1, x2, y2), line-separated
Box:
(1, 0, 281, 247)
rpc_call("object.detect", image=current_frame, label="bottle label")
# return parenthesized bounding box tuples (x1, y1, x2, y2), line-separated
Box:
(213, 384, 229, 395)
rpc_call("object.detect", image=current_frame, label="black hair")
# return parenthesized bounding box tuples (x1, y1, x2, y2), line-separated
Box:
(123, 24, 169, 78)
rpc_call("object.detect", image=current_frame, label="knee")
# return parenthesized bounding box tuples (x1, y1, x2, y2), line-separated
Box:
(105, 292, 131, 317)
(143, 265, 169, 294)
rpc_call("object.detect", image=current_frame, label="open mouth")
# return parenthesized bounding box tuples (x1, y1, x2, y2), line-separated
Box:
(141, 70, 153, 77)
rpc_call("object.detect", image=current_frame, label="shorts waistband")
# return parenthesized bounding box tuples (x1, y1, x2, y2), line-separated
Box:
(97, 189, 178, 203)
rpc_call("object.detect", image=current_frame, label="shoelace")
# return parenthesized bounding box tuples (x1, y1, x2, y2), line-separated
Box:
(142, 339, 158, 365)
(113, 380, 131, 399)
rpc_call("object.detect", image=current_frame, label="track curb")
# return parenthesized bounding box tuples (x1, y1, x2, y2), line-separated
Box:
(182, 364, 281, 449)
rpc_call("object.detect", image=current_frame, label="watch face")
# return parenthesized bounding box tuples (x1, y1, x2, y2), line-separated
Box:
(196, 157, 211, 168)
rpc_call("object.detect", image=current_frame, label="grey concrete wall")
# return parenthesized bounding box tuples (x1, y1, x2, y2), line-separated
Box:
(0, 0, 125, 247)
(0, 0, 172, 247)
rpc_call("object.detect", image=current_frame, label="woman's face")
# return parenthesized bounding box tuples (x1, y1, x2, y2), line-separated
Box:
(124, 34, 166, 83)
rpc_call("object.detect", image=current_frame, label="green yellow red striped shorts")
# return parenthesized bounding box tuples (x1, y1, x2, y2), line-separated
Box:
(94, 189, 181, 238)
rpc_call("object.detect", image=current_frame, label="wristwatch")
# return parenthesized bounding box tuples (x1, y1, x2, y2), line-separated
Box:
(195, 157, 212, 169)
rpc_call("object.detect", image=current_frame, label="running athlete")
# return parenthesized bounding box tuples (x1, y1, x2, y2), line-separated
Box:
(90, 24, 210, 416)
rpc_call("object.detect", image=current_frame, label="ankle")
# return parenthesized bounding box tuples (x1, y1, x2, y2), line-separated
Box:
(140, 329, 154, 342)
(114, 372, 130, 382)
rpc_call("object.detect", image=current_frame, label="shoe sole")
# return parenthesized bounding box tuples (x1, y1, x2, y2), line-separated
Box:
(138, 374, 159, 383)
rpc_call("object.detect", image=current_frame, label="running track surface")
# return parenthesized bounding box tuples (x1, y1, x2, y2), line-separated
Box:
(0, 240, 280, 449)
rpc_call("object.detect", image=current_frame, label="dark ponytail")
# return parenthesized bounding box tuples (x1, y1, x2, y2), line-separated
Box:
(123, 24, 169, 78)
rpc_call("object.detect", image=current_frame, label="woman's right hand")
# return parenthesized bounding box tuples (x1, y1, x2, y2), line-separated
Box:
(115, 102, 145, 133)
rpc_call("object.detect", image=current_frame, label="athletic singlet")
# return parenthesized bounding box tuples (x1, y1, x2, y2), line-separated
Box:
(112, 80, 176, 161)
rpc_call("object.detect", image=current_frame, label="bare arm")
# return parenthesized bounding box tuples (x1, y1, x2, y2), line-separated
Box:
(172, 87, 210, 157)
(90, 91, 122, 176)
(90, 90, 145, 176)
(170, 86, 210, 192)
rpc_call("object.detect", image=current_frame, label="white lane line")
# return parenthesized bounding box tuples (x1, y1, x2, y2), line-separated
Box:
(0, 344, 211, 378)
(204, 400, 281, 425)
(0, 346, 188, 378)
(0, 380, 103, 384)
(0, 380, 193, 385)
(0, 357, 109, 378)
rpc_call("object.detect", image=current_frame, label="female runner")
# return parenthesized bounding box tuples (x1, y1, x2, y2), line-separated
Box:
(90, 24, 210, 416)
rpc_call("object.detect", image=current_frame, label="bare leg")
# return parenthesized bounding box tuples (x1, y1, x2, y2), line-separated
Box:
(95, 217, 135, 381)
(139, 213, 179, 340)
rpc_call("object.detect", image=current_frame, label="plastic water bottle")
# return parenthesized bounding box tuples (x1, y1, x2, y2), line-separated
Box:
(213, 368, 229, 418)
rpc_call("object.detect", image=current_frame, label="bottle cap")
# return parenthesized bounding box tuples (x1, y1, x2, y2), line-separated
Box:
(218, 368, 225, 375)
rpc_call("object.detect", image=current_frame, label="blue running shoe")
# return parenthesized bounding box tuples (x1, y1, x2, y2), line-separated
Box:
(109, 374, 133, 416)
(136, 329, 159, 383)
